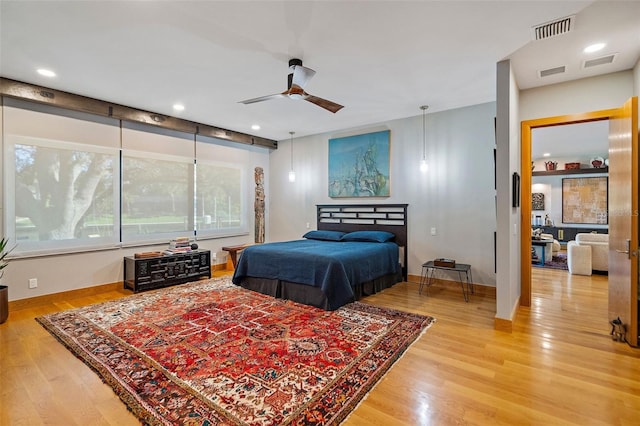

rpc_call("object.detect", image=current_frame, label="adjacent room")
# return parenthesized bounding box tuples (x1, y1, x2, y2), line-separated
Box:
(1, 1, 639, 425)
(530, 121, 609, 274)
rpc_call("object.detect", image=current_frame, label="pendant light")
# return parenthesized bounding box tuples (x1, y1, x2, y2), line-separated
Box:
(420, 105, 429, 172)
(288, 131, 296, 182)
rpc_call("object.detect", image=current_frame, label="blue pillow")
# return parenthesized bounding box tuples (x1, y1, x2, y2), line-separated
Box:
(341, 231, 395, 243)
(302, 230, 346, 241)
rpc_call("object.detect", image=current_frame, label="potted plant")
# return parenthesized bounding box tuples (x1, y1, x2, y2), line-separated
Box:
(0, 237, 14, 324)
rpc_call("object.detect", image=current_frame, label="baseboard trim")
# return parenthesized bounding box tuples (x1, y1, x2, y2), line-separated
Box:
(10, 267, 234, 311)
(9, 281, 125, 311)
(494, 295, 521, 333)
(494, 317, 513, 333)
(406, 274, 496, 296)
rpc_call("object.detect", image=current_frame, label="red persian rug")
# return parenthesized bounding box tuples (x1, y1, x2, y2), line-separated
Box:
(37, 277, 435, 425)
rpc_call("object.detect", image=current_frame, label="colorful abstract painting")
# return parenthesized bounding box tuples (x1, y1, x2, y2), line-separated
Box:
(328, 130, 390, 197)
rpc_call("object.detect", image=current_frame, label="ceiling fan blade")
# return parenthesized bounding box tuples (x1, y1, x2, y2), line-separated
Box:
(304, 94, 344, 113)
(238, 92, 285, 104)
(241, 59, 343, 113)
(291, 65, 316, 89)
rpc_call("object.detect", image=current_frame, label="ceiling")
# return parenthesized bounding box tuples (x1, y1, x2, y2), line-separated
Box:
(531, 120, 608, 161)
(1, 1, 639, 142)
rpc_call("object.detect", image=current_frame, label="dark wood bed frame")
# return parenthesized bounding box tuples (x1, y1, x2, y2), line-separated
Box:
(317, 204, 408, 280)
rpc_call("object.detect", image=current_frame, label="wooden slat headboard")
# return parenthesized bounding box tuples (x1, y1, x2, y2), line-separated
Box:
(317, 204, 408, 280)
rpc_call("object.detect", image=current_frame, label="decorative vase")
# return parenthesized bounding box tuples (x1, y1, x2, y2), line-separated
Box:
(0, 285, 8, 324)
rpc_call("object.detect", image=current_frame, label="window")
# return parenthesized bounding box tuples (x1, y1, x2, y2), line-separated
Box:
(121, 124, 194, 245)
(2, 101, 262, 256)
(196, 160, 244, 236)
(3, 101, 120, 255)
(195, 136, 249, 239)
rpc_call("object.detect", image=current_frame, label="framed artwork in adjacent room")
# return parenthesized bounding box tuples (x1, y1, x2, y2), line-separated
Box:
(562, 176, 608, 224)
(328, 130, 390, 197)
(532, 192, 545, 211)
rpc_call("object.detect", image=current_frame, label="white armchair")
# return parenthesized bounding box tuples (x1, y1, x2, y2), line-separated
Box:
(567, 241, 591, 275)
(567, 233, 608, 275)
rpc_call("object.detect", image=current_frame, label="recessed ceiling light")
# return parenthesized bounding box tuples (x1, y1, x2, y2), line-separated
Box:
(543, 153, 551, 157)
(37, 68, 56, 77)
(251, 124, 260, 130)
(173, 104, 185, 111)
(584, 43, 606, 53)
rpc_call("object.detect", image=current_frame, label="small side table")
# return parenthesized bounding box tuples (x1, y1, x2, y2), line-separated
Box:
(531, 239, 553, 267)
(420, 261, 474, 302)
(221, 244, 250, 269)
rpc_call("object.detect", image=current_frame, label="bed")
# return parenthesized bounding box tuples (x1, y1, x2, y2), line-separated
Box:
(232, 204, 408, 310)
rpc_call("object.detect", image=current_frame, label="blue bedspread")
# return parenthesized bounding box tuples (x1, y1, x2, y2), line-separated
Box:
(231, 239, 399, 308)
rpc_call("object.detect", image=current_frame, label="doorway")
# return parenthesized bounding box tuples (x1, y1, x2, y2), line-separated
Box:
(530, 121, 609, 273)
(521, 99, 638, 346)
(520, 108, 617, 308)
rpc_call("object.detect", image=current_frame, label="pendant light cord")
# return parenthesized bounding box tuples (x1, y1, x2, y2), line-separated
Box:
(420, 105, 428, 160)
(289, 131, 295, 171)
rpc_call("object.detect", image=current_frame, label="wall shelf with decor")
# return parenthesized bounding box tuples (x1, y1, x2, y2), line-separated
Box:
(532, 166, 608, 177)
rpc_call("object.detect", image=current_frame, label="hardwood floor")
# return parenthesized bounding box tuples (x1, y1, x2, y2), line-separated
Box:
(1, 269, 638, 425)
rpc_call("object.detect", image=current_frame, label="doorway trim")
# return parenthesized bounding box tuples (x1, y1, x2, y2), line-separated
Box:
(520, 108, 618, 306)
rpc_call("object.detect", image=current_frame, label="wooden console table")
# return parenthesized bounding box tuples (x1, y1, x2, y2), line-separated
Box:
(124, 250, 211, 292)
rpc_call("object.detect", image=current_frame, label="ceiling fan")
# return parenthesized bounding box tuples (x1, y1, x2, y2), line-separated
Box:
(239, 58, 344, 113)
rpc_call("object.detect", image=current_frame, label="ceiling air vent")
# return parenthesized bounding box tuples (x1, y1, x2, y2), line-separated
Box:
(539, 66, 566, 78)
(532, 15, 575, 40)
(584, 54, 616, 68)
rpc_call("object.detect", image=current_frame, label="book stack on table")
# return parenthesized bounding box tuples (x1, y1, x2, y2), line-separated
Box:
(164, 237, 193, 254)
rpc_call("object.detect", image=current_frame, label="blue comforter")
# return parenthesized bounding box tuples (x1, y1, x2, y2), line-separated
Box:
(231, 239, 399, 307)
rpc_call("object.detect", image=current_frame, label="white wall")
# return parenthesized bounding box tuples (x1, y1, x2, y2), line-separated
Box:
(495, 59, 521, 321)
(520, 71, 634, 121)
(268, 102, 498, 286)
